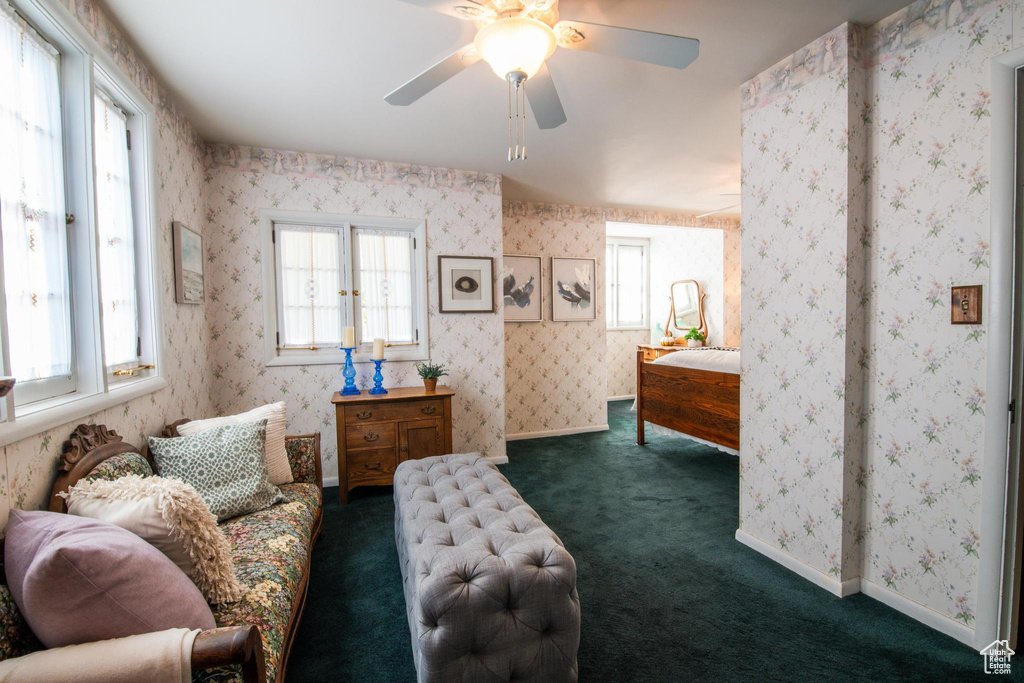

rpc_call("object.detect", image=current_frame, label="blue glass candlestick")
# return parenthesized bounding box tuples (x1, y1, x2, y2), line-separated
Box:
(369, 359, 388, 395)
(340, 347, 360, 396)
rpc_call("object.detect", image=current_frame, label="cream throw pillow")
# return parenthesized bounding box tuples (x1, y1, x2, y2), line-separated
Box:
(62, 475, 243, 604)
(177, 402, 292, 485)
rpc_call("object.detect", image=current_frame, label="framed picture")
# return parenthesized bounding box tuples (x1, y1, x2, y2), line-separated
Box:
(172, 221, 204, 304)
(551, 257, 596, 322)
(503, 254, 543, 322)
(438, 255, 495, 313)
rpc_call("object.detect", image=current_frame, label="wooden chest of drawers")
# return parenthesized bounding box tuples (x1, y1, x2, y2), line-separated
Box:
(637, 344, 682, 362)
(332, 386, 454, 504)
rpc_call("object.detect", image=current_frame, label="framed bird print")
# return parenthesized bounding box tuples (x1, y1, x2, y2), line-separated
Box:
(551, 257, 596, 322)
(503, 254, 542, 322)
(438, 255, 495, 313)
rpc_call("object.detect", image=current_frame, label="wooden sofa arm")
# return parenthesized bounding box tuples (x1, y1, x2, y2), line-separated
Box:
(192, 625, 266, 683)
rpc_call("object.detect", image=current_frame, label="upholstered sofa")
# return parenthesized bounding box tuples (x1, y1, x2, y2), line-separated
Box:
(0, 421, 323, 683)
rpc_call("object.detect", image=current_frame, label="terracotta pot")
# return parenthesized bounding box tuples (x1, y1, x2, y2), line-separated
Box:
(423, 378, 438, 393)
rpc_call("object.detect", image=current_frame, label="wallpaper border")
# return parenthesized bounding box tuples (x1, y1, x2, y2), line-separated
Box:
(503, 200, 741, 231)
(204, 143, 502, 196)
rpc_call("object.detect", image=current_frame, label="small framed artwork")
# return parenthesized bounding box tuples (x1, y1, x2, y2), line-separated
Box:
(551, 257, 596, 322)
(503, 254, 543, 322)
(438, 255, 495, 313)
(172, 221, 204, 304)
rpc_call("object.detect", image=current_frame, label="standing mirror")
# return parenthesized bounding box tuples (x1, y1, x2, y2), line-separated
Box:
(666, 280, 707, 343)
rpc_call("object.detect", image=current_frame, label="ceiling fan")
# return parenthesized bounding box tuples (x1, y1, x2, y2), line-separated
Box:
(385, 0, 700, 161)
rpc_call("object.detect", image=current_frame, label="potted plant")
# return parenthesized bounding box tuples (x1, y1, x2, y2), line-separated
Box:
(683, 327, 706, 348)
(415, 362, 448, 393)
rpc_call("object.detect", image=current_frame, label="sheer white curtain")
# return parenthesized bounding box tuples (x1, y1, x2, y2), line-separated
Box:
(0, 2, 73, 384)
(277, 225, 343, 347)
(94, 90, 138, 370)
(355, 230, 414, 344)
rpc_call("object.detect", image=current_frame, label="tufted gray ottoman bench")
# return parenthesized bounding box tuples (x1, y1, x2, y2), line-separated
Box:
(394, 453, 580, 682)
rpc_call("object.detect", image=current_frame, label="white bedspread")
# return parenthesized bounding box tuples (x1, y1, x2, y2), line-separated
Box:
(652, 347, 740, 375)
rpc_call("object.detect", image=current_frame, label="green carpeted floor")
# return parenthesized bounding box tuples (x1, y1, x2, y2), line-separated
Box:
(289, 400, 1012, 681)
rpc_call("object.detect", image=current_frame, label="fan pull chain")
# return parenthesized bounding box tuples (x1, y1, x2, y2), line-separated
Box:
(506, 71, 528, 162)
(508, 76, 514, 162)
(520, 78, 527, 160)
(514, 78, 520, 160)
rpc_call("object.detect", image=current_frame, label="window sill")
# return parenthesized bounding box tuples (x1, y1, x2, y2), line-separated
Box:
(0, 374, 168, 448)
(266, 348, 429, 367)
(608, 326, 650, 332)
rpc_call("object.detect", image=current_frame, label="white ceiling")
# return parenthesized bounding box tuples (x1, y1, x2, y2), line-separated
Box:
(100, 0, 909, 216)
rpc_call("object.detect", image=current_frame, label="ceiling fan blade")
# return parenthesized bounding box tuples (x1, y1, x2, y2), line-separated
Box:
(392, 0, 496, 21)
(384, 44, 480, 106)
(554, 20, 699, 70)
(526, 62, 566, 129)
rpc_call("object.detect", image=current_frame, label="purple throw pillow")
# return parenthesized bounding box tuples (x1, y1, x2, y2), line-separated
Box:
(4, 509, 216, 648)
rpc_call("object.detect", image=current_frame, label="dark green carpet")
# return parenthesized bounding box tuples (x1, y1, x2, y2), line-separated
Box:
(289, 401, 1010, 681)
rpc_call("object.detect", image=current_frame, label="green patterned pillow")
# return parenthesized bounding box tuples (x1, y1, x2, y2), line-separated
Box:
(147, 420, 285, 521)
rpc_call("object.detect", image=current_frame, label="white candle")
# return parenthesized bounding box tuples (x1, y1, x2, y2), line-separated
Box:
(372, 338, 385, 360)
(343, 326, 355, 348)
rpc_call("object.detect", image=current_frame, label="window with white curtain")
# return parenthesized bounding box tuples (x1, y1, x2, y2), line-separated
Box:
(0, 0, 162, 447)
(0, 3, 75, 405)
(94, 89, 140, 375)
(353, 230, 416, 345)
(264, 211, 427, 365)
(606, 237, 649, 330)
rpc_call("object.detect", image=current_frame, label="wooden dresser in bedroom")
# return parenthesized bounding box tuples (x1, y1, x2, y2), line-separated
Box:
(637, 344, 683, 362)
(332, 386, 454, 504)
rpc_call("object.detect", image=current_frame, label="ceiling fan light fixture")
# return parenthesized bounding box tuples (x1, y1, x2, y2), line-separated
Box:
(474, 17, 556, 80)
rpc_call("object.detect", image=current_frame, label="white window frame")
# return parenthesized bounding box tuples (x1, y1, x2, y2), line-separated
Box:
(0, 0, 165, 448)
(606, 236, 650, 331)
(260, 209, 429, 366)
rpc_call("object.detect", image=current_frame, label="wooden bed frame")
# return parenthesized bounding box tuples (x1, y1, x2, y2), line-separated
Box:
(636, 349, 740, 451)
(47, 422, 324, 683)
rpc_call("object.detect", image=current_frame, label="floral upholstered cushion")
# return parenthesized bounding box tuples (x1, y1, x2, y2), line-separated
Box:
(148, 421, 284, 522)
(195, 483, 321, 683)
(82, 451, 153, 483)
(285, 436, 318, 486)
(0, 584, 40, 661)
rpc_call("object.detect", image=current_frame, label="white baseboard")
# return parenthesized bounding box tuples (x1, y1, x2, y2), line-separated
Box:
(506, 425, 610, 441)
(735, 529, 859, 598)
(482, 453, 510, 465)
(607, 394, 636, 401)
(737, 529, 976, 645)
(323, 476, 339, 488)
(859, 578, 975, 647)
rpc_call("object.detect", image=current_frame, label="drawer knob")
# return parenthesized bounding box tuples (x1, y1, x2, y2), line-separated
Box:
(400, 445, 408, 452)
(365, 461, 381, 470)
(363, 432, 380, 442)
(355, 410, 372, 420)
(420, 405, 436, 415)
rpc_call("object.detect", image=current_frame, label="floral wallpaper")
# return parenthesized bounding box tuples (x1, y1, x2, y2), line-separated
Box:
(503, 203, 608, 436)
(741, 0, 1023, 633)
(204, 146, 506, 480)
(740, 27, 859, 582)
(606, 330, 647, 398)
(0, 0, 213, 530)
(724, 227, 742, 348)
(859, 0, 1017, 629)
